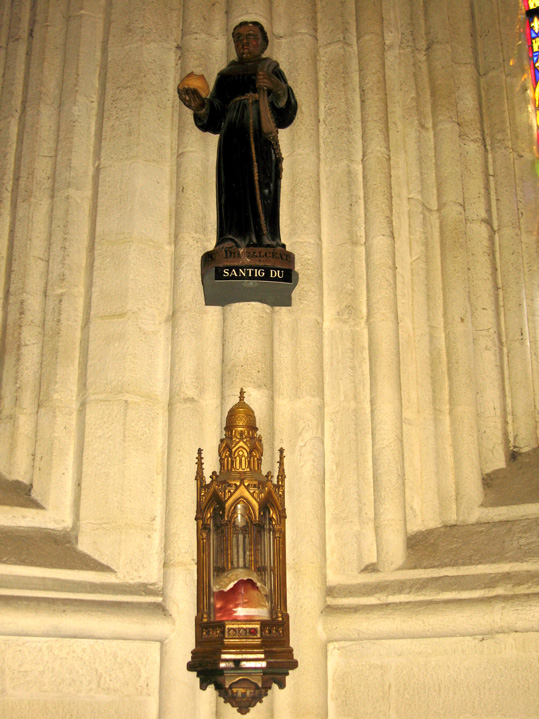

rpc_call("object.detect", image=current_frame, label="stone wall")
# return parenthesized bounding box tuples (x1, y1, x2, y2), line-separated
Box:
(0, 0, 538, 717)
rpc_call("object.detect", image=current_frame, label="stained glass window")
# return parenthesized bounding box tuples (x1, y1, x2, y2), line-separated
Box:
(523, 0, 539, 148)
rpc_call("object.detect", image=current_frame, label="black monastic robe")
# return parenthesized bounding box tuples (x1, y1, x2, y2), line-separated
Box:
(194, 58, 297, 249)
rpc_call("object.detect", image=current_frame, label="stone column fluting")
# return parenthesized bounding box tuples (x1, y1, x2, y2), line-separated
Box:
(424, 0, 484, 521)
(384, 0, 445, 533)
(272, 0, 328, 716)
(497, 0, 539, 437)
(474, 0, 538, 454)
(446, 0, 508, 477)
(31, 0, 110, 524)
(319, 0, 375, 577)
(0, 1, 68, 487)
(0, 0, 34, 356)
(356, 0, 407, 570)
(76, 0, 176, 582)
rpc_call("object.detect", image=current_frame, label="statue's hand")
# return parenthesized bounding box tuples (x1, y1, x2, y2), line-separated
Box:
(256, 71, 287, 106)
(178, 86, 206, 114)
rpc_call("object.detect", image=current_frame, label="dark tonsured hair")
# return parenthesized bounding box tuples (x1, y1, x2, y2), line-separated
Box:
(232, 21, 269, 53)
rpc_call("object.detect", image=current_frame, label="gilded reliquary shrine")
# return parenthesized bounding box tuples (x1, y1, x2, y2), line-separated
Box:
(187, 391, 297, 714)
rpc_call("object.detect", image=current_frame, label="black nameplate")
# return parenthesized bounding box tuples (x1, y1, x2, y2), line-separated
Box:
(215, 266, 292, 283)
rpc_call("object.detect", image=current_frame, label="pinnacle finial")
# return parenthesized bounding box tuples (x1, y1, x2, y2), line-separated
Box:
(239, 388, 245, 402)
(277, 447, 285, 481)
(196, 448, 204, 474)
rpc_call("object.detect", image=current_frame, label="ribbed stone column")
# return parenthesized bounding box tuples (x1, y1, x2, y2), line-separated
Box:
(497, 0, 539, 437)
(0, 1, 68, 485)
(30, 0, 109, 524)
(356, 0, 407, 570)
(388, 0, 457, 528)
(424, 0, 484, 521)
(0, 0, 34, 348)
(384, 0, 444, 533)
(474, 0, 538, 453)
(272, 0, 327, 717)
(160, 0, 225, 717)
(0, 3, 10, 80)
(319, 0, 374, 577)
(449, 0, 508, 476)
(77, 0, 177, 582)
(445, 0, 508, 476)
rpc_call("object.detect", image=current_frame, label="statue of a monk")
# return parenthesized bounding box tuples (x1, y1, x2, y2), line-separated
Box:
(178, 21, 298, 249)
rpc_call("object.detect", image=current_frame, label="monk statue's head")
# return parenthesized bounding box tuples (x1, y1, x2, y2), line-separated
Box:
(232, 21, 269, 61)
